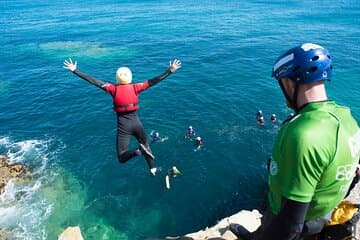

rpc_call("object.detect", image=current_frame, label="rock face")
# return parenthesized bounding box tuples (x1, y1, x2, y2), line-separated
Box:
(0, 153, 358, 240)
(0, 155, 28, 239)
(0, 229, 10, 240)
(58, 226, 84, 240)
(146, 210, 260, 240)
(150, 183, 360, 240)
(174, 209, 261, 240)
(0, 155, 27, 194)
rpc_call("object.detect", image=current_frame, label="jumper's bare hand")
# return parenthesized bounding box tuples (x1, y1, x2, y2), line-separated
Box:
(169, 59, 181, 73)
(63, 58, 77, 72)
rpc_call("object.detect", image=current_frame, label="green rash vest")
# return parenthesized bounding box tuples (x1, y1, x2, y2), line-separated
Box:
(268, 101, 360, 221)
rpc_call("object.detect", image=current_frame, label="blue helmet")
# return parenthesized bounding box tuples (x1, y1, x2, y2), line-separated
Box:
(272, 43, 332, 84)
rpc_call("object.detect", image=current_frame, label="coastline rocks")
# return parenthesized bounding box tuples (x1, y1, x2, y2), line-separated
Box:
(0, 228, 10, 240)
(0, 155, 28, 239)
(146, 210, 261, 240)
(150, 183, 360, 240)
(58, 226, 84, 240)
(0, 155, 27, 194)
(182, 209, 261, 240)
(1, 152, 358, 239)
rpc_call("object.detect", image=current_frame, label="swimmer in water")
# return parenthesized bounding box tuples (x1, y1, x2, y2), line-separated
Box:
(257, 115, 265, 126)
(270, 113, 277, 123)
(194, 136, 203, 151)
(184, 125, 196, 139)
(149, 131, 168, 144)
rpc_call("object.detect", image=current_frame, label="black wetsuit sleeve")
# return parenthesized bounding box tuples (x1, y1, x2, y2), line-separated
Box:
(73, 69, 107, 90)
(259, 198, 309, 240)
(147, 69, 172, 87)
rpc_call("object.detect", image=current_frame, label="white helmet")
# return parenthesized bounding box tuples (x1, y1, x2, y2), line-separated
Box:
(116, 67, 132, 84)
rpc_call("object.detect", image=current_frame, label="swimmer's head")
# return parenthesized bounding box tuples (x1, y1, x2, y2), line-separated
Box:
(258, 110, 262, 114)
(272, 114, 276, 117)
(155, 132, 160, 137)
(188, 126, 193, 130)
(196, 137, 201, 141)
(116, 67, 132, 84)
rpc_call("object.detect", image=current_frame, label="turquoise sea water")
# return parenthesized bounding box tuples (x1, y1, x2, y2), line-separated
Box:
(0, 1, 359, 239)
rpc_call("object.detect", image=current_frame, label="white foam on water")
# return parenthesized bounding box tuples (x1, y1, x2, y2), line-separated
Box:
(1, 138, 46, 165)
(0, 136, 129, 239)
(0, 179, 41, 204)
(0, 136, 65, 240)
(0, 181, 51, 239)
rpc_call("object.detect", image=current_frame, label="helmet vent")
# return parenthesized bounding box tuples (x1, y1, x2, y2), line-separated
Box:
(311, 56, 319, 61)
(309, 66, 318, 73)
(293, 66, 300, 73)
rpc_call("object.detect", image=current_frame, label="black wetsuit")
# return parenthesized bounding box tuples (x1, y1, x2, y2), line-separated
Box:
(72, 68, 172, 170)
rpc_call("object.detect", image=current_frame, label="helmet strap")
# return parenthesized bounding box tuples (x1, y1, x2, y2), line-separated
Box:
(279, 80, 295, 111)
(279, 79, 300, 113)
(292, 83, 299, 113)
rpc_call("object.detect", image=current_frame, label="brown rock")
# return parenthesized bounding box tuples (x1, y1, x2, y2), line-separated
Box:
(58, 226, 84, 240)
(0, 183, 5, 194)
(0, 228, 10, 240)
(0, 155, 7, 166)
(9, 164, 26, 175)
(0, 155, 28, 194)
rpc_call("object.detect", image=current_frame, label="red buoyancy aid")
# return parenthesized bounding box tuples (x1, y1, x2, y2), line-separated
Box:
(105, 81, 149, 113)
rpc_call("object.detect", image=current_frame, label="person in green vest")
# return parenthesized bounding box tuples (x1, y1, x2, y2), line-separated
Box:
(230, 43, 360, 239)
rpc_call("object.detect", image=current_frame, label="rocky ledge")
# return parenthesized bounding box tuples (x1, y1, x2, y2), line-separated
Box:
(150, 182, 360, 240)
(0, 155, 28, 240)
(0, 229, 10, 240)
(0, 154, 358, 240)
(0, 155, 27, 194)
